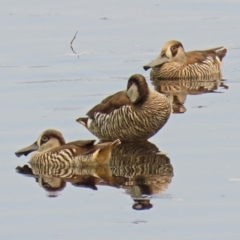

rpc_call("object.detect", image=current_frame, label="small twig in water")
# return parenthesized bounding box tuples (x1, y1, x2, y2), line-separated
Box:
(70, 31, 78, 55)
(69, 31, 89, 58)
(70, 31, 78, 47)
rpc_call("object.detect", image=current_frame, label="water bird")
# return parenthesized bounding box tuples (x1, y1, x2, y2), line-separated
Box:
(15, 129, 120, 166)
(143, 40, 227, 79)
(16, 141, 173, 206)
(76, 74, 171, 141)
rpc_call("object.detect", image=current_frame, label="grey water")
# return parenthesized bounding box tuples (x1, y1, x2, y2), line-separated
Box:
(1, 0, 240, 239)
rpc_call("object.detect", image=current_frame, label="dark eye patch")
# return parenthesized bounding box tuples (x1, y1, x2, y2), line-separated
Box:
(171, 45, 178, 57)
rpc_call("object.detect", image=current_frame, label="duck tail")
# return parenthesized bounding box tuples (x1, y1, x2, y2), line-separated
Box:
(205, 46, 227, 62)
(76, 117, 88, 127)
(216, 47, 227, 62)
(92, 139, 121, 164)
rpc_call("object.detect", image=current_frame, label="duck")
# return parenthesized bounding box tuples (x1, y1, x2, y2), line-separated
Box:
(143, 40, 227, 79)
(15, 129, 121, 166)
(16, 141, 173, 204)
(76, 74, 171, 142)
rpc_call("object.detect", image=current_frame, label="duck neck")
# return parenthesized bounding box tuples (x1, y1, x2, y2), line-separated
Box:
(172, 52, 187, 65)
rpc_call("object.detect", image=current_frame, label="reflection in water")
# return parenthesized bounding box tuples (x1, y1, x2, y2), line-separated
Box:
(109, 142, 173, 210)
(151, 77, 228, 113)
(16, 142, 173, 210)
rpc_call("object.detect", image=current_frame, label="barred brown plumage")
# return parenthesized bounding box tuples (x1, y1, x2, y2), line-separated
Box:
(15, 129, 121, 166)
(110, 142, 173, 189)
(76, 74, 171, 141)
(31, 162, 107, 179)
(144, 40, 227, 80)
(151, 77, 228, 114)
(18, 141, 173, 199)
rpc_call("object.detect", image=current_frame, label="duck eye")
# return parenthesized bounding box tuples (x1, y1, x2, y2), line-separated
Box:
(41, 135, 49, 142)
(43, 183, 50, 188)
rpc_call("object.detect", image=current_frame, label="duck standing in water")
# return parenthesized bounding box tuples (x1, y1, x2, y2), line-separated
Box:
(15, 129, 120, 166)
(76, 74, 171, 142)
(143, 40, 227, 79)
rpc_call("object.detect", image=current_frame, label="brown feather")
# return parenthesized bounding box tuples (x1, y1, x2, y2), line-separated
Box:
(66, 140, 96, 147)
(186, 51, 214, 64)
(86, 91, 132, 118)
(49, 145, 89, 156)
(100, 91, 123, 103)
(216, 48, 227, 61)
(185, 47, 227, 64)
(50, 140, 114, 157)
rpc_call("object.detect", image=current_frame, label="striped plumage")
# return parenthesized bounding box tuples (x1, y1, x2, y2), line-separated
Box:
(31, 164, 109, 179)
(109, 142, 173, 196)
(151, 78, 228, 113)
(152, 78, 227, 94)
(76, 74, 171, 142)
(143, 40, 227, 79)
(29, 149, 111, 167)
(30, 164, 110, 192)
(15, 129, 120, 166)
(17, 141, 173, 197)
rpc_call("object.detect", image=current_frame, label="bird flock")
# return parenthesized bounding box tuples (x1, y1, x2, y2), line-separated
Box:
(15, 40, 227, 166)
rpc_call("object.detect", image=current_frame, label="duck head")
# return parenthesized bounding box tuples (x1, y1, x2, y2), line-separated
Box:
(38, 176, 66, 193)
(15, 129, 66, 157)
(126, 74, 149, 104)
(143, 40, 186, 70)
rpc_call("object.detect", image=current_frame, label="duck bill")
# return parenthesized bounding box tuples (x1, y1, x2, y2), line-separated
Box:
(143, 56, 168, 70)
(15, 141, 38, 157)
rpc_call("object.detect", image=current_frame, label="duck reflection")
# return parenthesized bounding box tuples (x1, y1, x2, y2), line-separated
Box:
(16, 164, 110, 196)
(16, 141, 173, 209)
(109, 142, 173, 210)
(151, 77, 228, 114)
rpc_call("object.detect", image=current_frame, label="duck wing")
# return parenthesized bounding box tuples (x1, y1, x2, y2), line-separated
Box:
(100, 91, 123, 103)
(50, 140, 118, 157)
(66, 140, 96, 147)
(86, 90, 132, 118)
(49, 140, 96, 156)
(186, 46, 227, 64)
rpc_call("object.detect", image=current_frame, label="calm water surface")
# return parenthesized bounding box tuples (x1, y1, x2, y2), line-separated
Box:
(1, 0, 240, 239)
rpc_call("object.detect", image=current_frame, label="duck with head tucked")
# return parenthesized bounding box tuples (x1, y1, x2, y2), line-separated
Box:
(15, 129, 121, 166)
(76, 74, 171, 142)
(143, 40, 227, 79)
